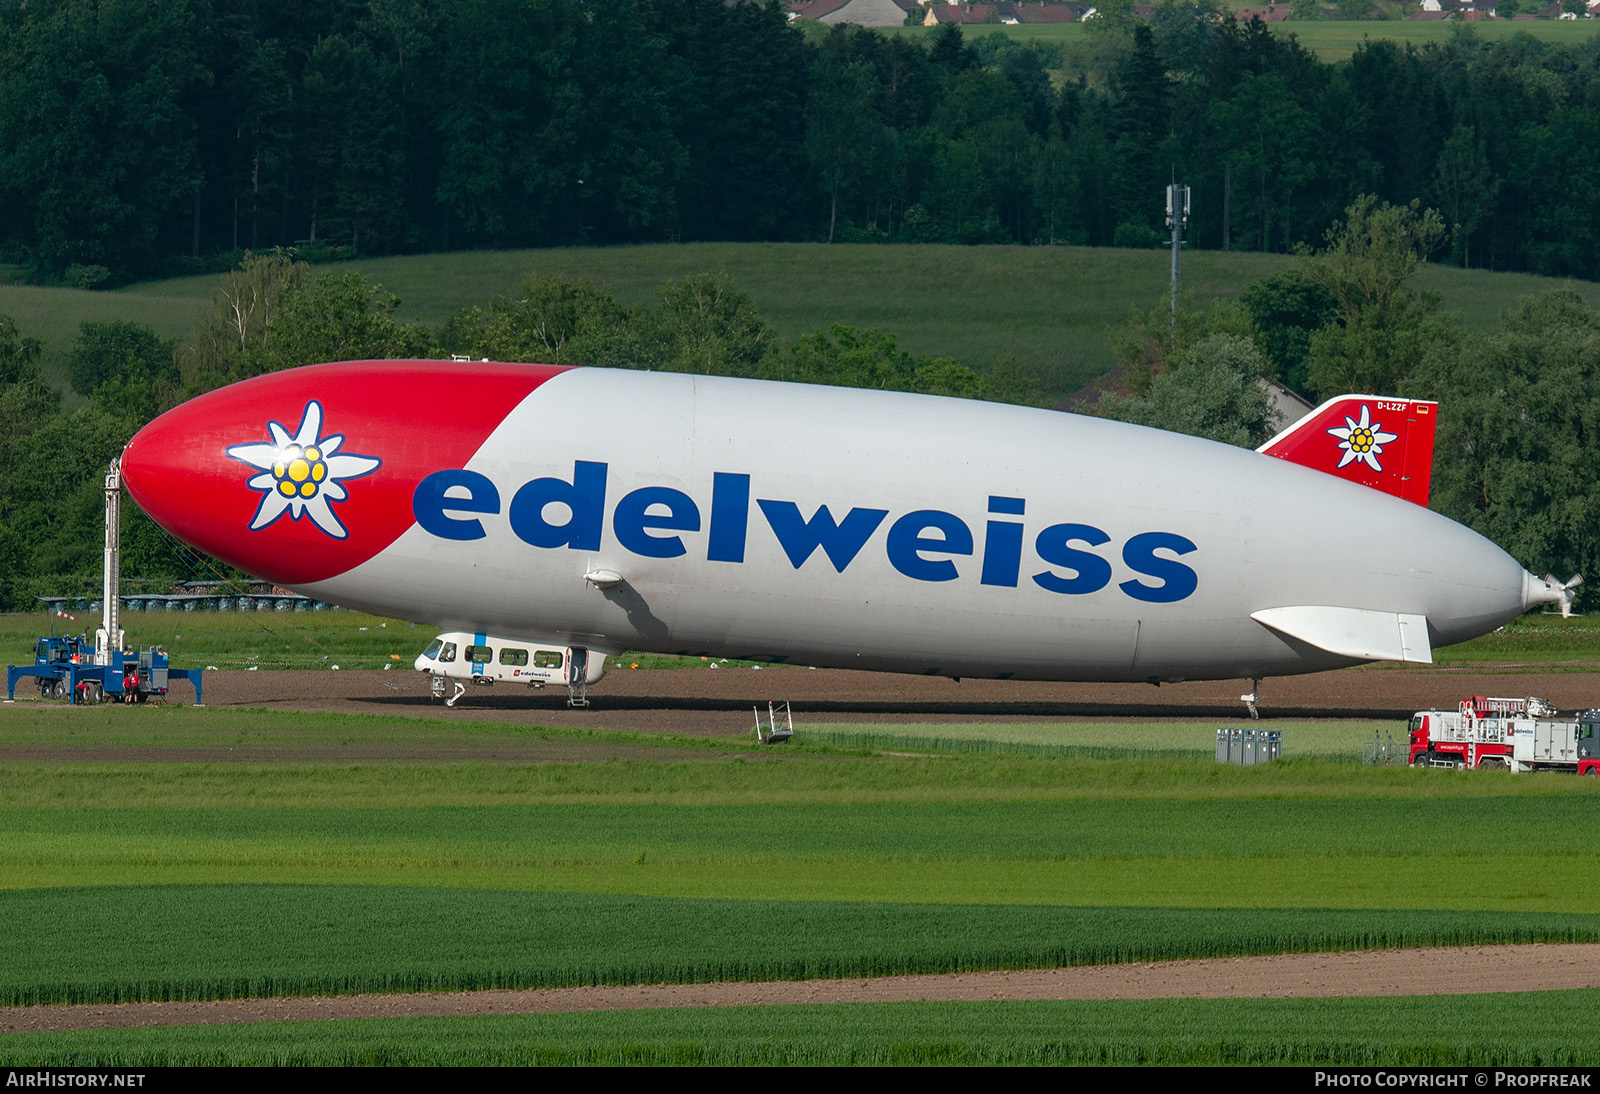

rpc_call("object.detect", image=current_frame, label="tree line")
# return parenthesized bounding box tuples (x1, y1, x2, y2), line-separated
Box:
(8, 1, 1600, 282)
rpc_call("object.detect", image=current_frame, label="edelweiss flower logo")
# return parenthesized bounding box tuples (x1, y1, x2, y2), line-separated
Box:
(226, 401, 380, 539)
(1326, 404, 1398, 473)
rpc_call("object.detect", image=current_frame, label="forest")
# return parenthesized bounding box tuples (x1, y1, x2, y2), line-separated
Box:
(5, 0, 1600, 280)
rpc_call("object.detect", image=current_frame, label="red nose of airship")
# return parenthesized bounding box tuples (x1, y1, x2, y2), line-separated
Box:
(121, 360, 566, 586)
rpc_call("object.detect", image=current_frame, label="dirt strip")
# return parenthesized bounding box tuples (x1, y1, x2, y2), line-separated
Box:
(161, 663, 1600, 736)
(6, 945, 1600, 1033)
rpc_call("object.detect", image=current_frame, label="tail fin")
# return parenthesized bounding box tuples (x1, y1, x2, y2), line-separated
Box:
(1257, 395, 1436, 506)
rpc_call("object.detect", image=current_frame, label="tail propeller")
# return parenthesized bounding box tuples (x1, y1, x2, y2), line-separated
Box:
(1541, 573, 1584, 618)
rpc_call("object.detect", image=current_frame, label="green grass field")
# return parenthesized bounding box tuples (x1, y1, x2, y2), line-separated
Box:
(1435, 611, 1600, 664)
(5, 244, 1600, 405)
(5, 791, 1597, 908)
(8, 604, 1596, 674)
(3, 602, 1600, 1064)
(1, 688, 1598, 1063)
(4, 607, 422, 671)
(802, 718, 1392, 757)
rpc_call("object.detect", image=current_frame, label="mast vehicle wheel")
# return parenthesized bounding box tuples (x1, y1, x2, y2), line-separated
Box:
(1411, 752, 1432, 767)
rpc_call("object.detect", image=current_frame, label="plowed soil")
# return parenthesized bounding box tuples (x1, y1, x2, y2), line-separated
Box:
(195, 660, 1600, 736)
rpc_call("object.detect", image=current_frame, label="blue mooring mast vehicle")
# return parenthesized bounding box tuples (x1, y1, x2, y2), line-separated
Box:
(12, 632, 200, 705)
(5, 460, 202, 706)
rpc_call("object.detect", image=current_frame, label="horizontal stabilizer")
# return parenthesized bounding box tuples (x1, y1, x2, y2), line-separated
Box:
(1251, 606, 1433, 664)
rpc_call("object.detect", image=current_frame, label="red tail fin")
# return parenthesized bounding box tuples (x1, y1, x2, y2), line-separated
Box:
(1257, 395, 1436, 506)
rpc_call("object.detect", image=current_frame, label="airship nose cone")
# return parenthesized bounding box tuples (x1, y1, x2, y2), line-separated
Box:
(120, 360, 566, 586)
(1404, 530, 1542, 648)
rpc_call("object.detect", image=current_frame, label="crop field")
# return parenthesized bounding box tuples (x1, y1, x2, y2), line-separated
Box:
(2, 635, 1599, 1066)
(9, 992, 1600, 1067)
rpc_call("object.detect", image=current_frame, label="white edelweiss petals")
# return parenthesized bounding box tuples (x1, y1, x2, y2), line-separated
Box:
(249, 492, 291, 530)
(321, 481, 348, 502)
(305, 499, 349, 539)
(326, 454, 380, 479)
(293, 401, 325, 446)
(227, 443, 282, 470)
(267, 422, 293, 447)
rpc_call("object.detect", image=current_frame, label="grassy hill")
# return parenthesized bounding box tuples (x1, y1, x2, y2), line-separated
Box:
(4, 243, 1599, 404)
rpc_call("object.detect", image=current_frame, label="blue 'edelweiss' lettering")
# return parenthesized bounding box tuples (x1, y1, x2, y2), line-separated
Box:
(412, 462, 1198, 601)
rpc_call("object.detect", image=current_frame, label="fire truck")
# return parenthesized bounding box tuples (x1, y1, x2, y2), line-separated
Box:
(1407, 696, 1600, 775)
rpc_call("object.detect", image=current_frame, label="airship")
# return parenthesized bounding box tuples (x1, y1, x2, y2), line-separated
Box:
(119, 360, 1575, 710)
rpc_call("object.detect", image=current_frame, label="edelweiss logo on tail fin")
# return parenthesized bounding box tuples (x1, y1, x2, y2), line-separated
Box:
(1257, 395, 1436, 506)
(1326, 404, 1398, 473)
(226, 400, 381, 539)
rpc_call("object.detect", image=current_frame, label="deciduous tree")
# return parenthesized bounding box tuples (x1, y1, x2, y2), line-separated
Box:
(1303, 195, 1454, 397)
(1095, 333, 1280, 447)
(1409, 290, 1600, 589)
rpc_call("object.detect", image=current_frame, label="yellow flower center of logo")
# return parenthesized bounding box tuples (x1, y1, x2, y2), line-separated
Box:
(271, 445, 328, 499)
(1349, 428, 1374, 453)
